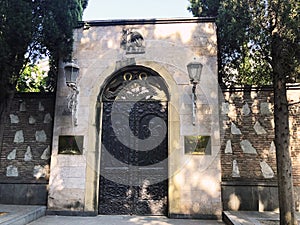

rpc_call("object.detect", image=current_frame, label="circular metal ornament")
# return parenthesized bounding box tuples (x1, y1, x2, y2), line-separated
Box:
(123, 72, 132, 81)
(139, 72, 148, 80)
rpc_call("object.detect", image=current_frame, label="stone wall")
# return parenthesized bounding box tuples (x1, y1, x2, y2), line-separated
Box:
(220, 87, 300, 211)
(48, 18, 222, 217)
(0, 93, 54, 205)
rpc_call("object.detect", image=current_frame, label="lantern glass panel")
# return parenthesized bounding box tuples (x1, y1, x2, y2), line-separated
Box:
(187, 62, 203, 83)
(65, 65, 79, 84)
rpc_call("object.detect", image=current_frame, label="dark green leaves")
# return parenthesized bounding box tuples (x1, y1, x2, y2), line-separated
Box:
(188, 0, 299, 86)
(0, 0, 89, 93)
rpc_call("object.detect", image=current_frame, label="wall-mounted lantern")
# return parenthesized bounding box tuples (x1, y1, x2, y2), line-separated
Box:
(64, 62, 80, 87)
(187, 60, 203, 125)
(64, 61, 80, 126)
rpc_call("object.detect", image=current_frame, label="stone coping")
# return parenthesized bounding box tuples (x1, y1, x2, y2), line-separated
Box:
(77, 17, 216, 27)
(0, 204, 46, 225)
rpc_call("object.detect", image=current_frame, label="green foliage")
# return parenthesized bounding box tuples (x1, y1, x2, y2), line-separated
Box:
(0, 0, 89, 94)
(17, 63, 48, 92)
(187, 0, 219, 17)
(188, 2, 299, 222)
(38, 0, 86, 61)
(36, 0, 89, 91)
(0, 0, 33, 98)
(269, 1, 300, 82)
(33, 0, 88, 91)
(188, 0, 300, 86)
(217, 0, 273, 85)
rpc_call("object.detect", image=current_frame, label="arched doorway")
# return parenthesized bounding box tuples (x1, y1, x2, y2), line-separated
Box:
(98, 66, 169, 215)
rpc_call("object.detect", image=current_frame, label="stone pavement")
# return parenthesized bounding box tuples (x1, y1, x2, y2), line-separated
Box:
(0, 204, 225, 225)
(27, 215, 225, 225)
(2, 204, 300, 225)
(223, 211, 300, 225)
(0, 204, 46, 225)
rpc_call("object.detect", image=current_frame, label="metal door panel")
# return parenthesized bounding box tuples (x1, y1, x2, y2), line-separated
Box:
(99, 101, 168, 215)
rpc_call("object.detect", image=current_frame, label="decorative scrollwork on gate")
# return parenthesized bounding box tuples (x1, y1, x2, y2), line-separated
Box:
(102, 67, 169, 102)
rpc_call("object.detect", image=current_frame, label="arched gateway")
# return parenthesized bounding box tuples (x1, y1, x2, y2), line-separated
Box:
(47, 18, 222, 218)
(98, 65, 170, 215)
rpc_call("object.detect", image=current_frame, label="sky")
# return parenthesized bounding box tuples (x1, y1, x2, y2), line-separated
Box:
(82, 0, 192, 21)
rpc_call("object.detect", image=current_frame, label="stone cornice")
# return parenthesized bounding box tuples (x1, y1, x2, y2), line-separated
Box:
(76, 17, 215, 28)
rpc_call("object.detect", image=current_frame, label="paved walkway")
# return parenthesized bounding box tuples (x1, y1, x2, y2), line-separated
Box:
(27, 215, 225, 225)
(0, 204, 46, 225)
(223, 211, 300, 225)
(0, 204, 224, 225)
(2, 204, 300, 225)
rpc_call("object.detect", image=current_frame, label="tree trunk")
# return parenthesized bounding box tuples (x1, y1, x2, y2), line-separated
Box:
(272, 35, 297, 225)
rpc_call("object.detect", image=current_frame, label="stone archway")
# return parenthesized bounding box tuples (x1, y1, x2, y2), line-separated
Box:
(98, 66, 170, 215)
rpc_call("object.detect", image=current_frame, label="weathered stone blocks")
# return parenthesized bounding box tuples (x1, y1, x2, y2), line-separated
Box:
(14, 130, 24, 143)
(6, 165, 18, 177)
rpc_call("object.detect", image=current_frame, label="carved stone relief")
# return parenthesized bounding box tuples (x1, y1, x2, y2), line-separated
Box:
(120, 28, 145, 54)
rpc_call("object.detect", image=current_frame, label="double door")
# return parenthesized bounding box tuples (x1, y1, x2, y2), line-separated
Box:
(99, 101, 168, 215)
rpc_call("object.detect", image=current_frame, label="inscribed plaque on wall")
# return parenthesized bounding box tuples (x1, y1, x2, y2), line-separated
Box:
(184, 136, 211, 155)
(58, 135, 83, 155)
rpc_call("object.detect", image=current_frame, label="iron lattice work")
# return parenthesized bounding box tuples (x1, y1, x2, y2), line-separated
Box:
(99, 101, 168, 215)
(102, 66, 169, 102)
(99, 66, 169, 215)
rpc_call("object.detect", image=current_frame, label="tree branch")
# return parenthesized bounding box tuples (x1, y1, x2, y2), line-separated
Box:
(288, 101, 300, 106)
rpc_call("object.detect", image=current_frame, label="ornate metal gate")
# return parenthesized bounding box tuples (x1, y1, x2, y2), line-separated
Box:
(99, 67, 169, 215)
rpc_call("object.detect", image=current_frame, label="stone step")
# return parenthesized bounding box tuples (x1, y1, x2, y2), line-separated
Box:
(0, 204, 46, 225)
